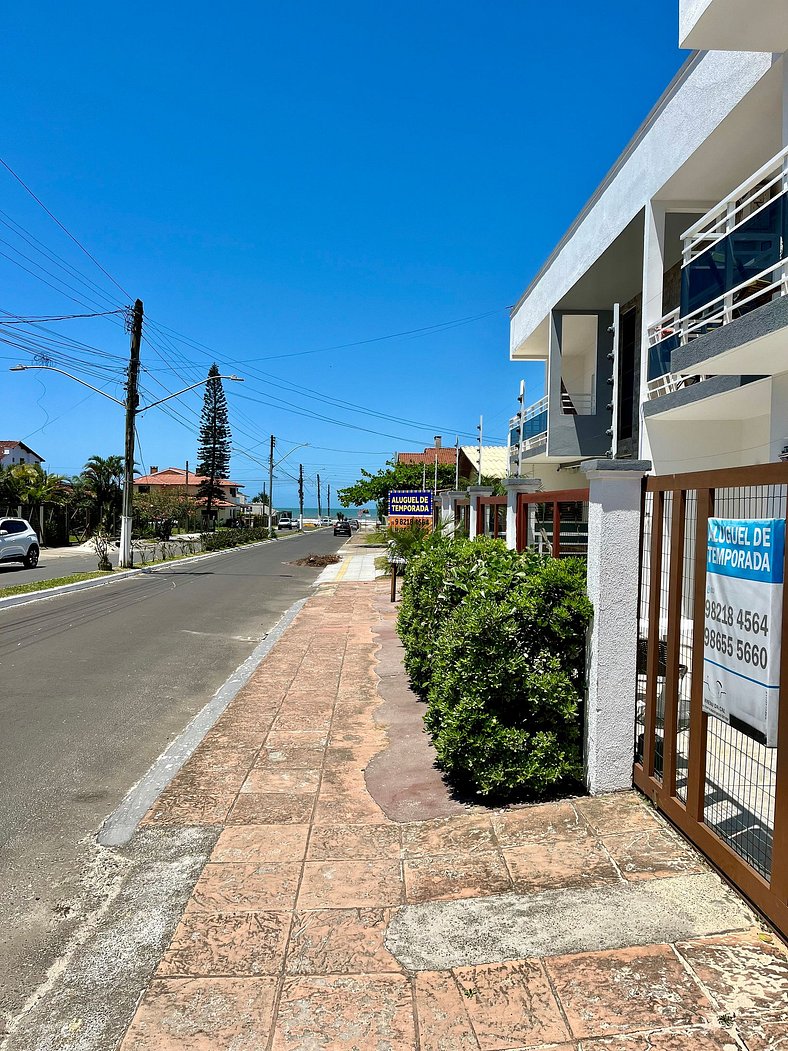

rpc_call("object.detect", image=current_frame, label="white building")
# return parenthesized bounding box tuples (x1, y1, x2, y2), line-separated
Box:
(509, 3, 788, 480)
(0, 441, 45, 468)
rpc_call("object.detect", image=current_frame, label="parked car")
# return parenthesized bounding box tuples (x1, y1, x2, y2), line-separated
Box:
(333, 520, 352, 537)
(320, 516, 331, 527)
(0, 518, 40, 568)
(350, 519, 359, 531)
(278, 513, 293, 529)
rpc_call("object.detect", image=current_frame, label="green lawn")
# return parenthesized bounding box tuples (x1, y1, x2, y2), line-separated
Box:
(0, 571, 114, 599)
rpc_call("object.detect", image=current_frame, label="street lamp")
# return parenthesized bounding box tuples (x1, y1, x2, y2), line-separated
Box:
(271, 442, 309, 533)
(10, 363, 243, 567)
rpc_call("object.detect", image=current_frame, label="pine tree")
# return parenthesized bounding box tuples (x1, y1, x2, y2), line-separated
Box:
(196, 364, 232, 519)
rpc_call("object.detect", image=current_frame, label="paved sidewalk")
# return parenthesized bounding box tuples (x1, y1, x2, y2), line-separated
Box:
(314, 547, 380, 584)
(108, 581, 787, 1048)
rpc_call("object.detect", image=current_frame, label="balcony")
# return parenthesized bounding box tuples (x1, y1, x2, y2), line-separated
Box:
(508, 387, 599, 465)
(647, 146, 788, 400)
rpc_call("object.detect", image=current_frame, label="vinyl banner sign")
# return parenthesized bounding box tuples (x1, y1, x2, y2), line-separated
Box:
(387, 490, 433, 517)
(702, 517, 785, 745)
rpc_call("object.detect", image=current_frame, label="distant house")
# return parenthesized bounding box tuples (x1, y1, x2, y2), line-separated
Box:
(395, 436, 509, 482)
(133, 466, 245, 523)
(0, 441, 45, 468)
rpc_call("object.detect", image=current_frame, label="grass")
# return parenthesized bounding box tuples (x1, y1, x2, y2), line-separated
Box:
(364, 530, 388, 546)
(374, 555, 391, 575)
(0, 570, 113, 599)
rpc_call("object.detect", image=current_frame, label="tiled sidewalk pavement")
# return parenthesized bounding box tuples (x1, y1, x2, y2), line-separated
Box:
(120, 580, 788, 1050)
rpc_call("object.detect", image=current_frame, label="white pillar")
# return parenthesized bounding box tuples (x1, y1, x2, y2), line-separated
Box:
(582, 459, 651, 794)
(502, 477, 542, 550)
(467, 486, 493, 538)
(639, 200, 667, 464)
(438, 490, 464, 536)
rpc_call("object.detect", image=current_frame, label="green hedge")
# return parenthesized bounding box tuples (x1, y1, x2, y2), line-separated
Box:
(199, 526, 274, 551)
(397, 535, 591, 801)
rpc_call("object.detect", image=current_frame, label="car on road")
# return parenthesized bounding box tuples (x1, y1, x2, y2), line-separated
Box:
(333, 520, 352, 537)
(350, 519, 359, 531)
(319, 516, 331, 527)
(0, 517, 40, 568)
(278, 513, 293, 529)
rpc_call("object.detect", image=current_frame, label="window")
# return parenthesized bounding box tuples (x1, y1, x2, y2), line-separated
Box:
(138, 485, 150, 494)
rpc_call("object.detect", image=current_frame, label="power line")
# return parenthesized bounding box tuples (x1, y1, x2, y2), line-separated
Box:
(0, 155, 131, 299)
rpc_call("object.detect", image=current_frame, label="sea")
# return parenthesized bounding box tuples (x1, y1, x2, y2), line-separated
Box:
(275, 506, 376, 521)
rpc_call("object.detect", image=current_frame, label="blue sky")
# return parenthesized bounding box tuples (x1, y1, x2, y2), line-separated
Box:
(0, 2, 686, 506)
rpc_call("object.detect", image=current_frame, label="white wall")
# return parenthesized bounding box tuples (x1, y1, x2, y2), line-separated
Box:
(511, 50, 773, 356)
(645, 415, 771, 474)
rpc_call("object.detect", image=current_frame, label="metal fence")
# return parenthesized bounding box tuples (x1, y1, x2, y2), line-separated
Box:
(635, 463, 788, 937)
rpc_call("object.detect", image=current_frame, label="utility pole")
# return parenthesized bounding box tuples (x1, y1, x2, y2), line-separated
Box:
(317, 473, 322, 519)
(477, 415, 483, 485)
(119, 299, 143, 568)
(422, 463, 426, 489)
(454, 435, 459, 489)
(433, 452, 438, 495)
(327, 483, 331, 520)
(268, 434, 275, 533)
(185, 459, 190, 530)
(298, 463, 304, 530)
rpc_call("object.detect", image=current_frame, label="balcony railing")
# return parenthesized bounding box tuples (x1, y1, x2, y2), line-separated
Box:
(646, 145, 788, 398)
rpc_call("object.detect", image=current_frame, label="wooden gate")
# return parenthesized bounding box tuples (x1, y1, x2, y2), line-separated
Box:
(636, 463, 788, 937)
(476, 495, 507, 538)
(515, 488, 589, 556)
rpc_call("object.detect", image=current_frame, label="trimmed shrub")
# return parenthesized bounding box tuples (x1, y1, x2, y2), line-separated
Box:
(424, 556, 591, 800)
(397, 535, 532, 697)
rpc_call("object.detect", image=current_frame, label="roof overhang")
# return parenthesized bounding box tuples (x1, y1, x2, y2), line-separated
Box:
(510, 49, 776, 359)
(680, 0, 788, 52)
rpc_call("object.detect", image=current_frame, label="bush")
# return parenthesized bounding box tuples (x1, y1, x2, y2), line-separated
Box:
(397, 535, 532, 697)
(424, 557, 591, 800)
(199, 526, 271, 552)
(397, 535, 592, 801)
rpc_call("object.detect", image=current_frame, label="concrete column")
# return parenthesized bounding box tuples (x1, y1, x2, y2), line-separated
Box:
(581, 459, 651, 794)
(466, 486, 493, 537)
(638, 200, 667, 464)
(768, 373, 788, 462)
(438, 490, 464, 536)
(502, 477, 542, 550)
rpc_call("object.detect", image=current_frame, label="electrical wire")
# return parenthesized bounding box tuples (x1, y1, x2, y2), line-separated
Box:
(0, 155, 131, 299)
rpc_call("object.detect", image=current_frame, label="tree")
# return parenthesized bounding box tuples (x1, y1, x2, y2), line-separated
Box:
(3, 464, 68, 542)
(81, 454, 124, 530)
(196, 363, 232, 518)
(134, 487, 197, 539)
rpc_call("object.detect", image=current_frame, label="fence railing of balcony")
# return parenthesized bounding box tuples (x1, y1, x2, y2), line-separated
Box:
(560, 391, 595, 415)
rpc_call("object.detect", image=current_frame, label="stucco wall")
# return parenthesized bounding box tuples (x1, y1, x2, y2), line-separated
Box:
(510, 50, 773, 356)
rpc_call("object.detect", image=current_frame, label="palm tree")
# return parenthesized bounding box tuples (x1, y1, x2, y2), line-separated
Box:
(81, 455, 124, 531)
(9, 464, 68, 543)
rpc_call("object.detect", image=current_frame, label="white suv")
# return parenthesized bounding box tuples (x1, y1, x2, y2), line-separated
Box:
(0, 518, 40, 568)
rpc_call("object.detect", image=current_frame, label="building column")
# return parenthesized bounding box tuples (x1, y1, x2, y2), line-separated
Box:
(638, 200, 667, 464)
(438, 490, 465, 536)
(466, 486, 493, 537)
(581, 458, 651, 794)
(503, 477, 542, 550)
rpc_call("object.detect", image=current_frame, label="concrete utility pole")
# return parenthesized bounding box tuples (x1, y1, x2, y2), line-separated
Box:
(298, 464, 304, 530)
(422, 463, 426, 489)
(454, 435, 459, 489)
(119, 299, 143, 568)
(477, 415, 483, 485)
(317, 474, 322, 520)
(327, 483, 331, 520)
(268, 434, 275, 533)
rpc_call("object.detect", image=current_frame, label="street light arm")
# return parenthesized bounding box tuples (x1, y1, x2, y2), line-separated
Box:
(273, 442, 309, 470)
(9, 364, 126, 406)
(138, 375, 243, 412)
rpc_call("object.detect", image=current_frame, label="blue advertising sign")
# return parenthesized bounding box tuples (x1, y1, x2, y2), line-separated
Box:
(387, 490, 433, 517)
(703, 517, 785, 745)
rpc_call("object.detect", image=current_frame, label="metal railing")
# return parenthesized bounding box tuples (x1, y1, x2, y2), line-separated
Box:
(645, 146, 788, 397)
(682, 144, 788, 265)
(561, 390, 595, 415)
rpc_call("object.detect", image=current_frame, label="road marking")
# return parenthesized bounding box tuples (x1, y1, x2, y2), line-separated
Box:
(98, 597, 307, 847)
(180, 629, 265, 643)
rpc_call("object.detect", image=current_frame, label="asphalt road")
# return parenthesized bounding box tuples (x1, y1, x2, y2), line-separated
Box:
(0, 530, 344, 1030)
(0, 548, 119, 586)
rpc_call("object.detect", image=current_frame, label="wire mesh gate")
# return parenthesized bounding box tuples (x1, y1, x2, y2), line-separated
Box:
(635, 463, 788, 937)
